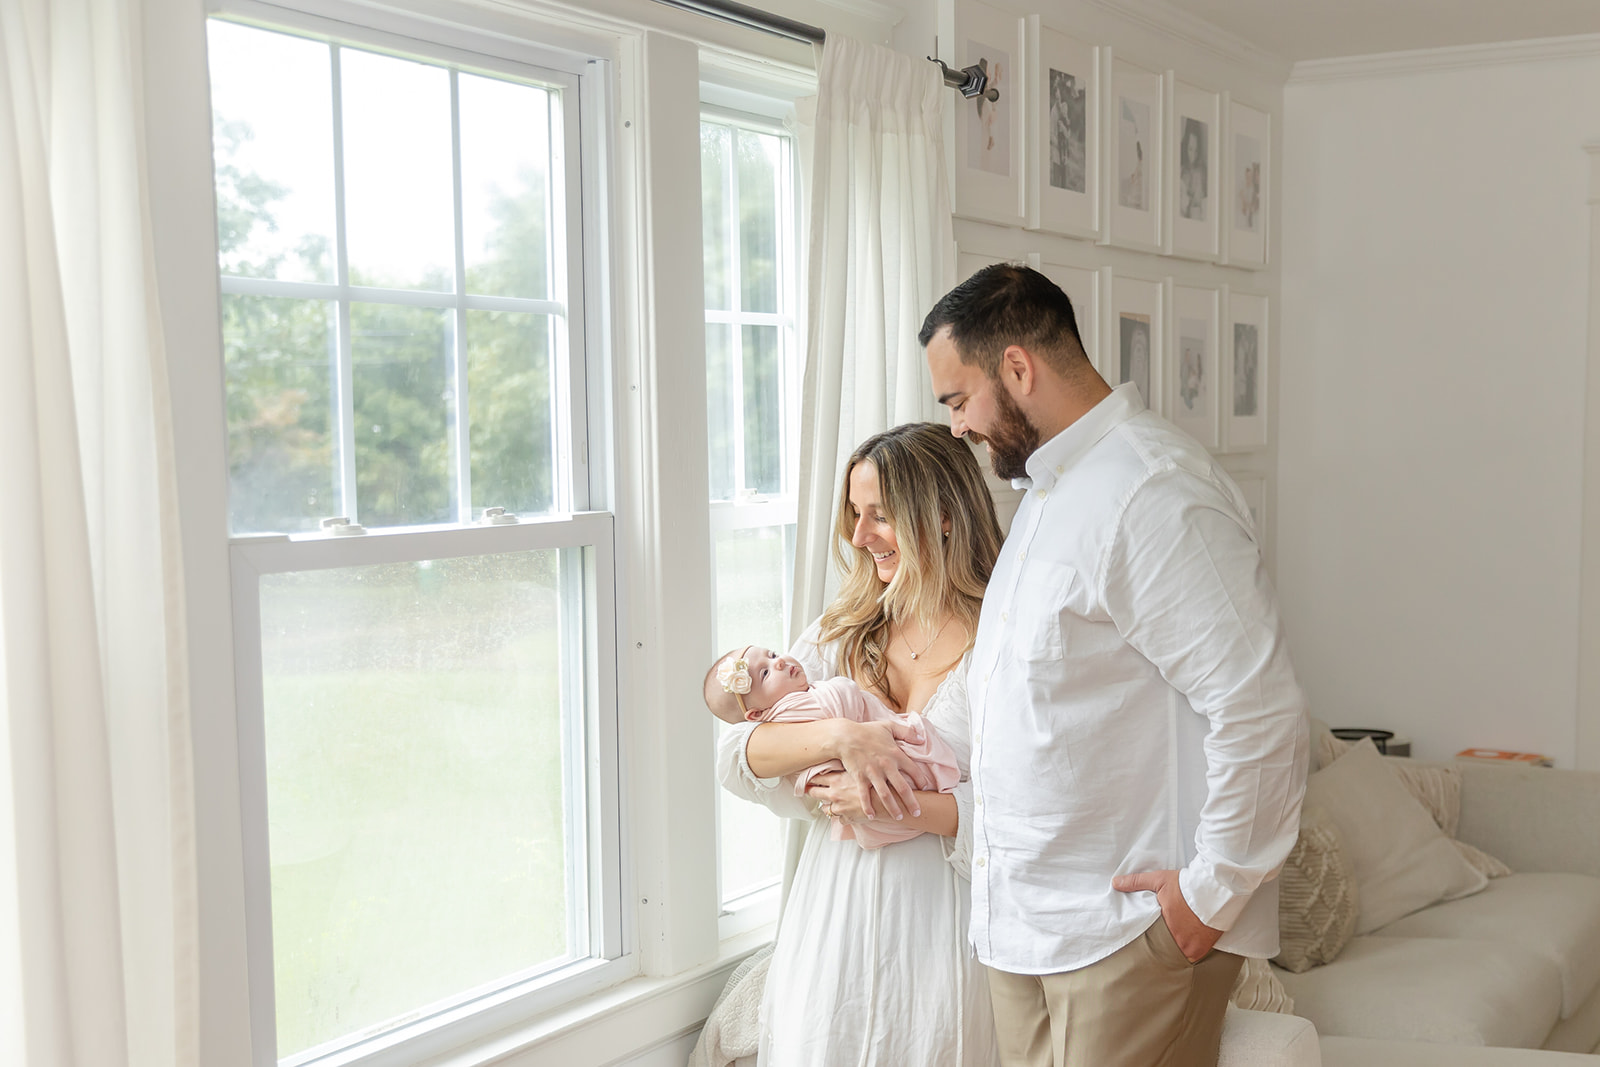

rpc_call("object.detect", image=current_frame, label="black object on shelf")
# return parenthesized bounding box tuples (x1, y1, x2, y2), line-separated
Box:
(1331, 727, 1395, 754)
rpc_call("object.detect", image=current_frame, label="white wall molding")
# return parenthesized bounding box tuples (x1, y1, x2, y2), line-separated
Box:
(1578, 141, 1600, 772)
(1290, 32, 1600, 84)
(1078, 0, 1292, 83)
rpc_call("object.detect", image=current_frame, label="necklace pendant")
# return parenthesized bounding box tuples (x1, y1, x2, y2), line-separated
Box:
(910, 651, 918, 660)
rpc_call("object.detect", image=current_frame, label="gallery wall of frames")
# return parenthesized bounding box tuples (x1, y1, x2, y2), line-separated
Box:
(937, 0, 1282, 563)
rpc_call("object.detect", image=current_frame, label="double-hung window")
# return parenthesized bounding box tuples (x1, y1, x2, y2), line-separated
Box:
(207, 11, 621, 1064)
(700, 106, 800, 916)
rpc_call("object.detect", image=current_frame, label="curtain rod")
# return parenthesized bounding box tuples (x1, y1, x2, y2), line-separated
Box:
(646, 0, 1000, 101)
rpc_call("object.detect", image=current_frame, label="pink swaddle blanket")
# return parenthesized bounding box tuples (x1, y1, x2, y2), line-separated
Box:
(760, 676, 960, 849)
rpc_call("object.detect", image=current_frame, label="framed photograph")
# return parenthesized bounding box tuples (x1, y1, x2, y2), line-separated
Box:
(1222, 95, 1270, 269)
(1028, 253, 1099, 367)
(1232, 470, 1269, 556)
(1167, 283, 1220, 449)
(1102, 51, 1163, 253)
(1167, 79, 1220, 261)
(1223, 289, 1269, 450)
(1026, 19, 1099, 240)
(1102, 271, 1164, 414)
(949, 0, 1027, 227)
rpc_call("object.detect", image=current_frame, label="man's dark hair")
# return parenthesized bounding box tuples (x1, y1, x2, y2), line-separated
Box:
(918, 263, 1090, 379)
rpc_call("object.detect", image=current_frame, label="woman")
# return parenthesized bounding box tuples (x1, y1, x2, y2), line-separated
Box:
(716, 422, 1004, 1066)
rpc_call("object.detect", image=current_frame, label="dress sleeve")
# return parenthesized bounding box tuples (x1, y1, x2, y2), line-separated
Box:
(929, 655, 976, 879)
(711, 618, 837, 822)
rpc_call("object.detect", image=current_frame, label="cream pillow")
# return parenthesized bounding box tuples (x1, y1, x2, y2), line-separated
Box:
(1274, 804, 1358, 973)
(1231, 955, 1295, 1013)
(1303, 737, 1487, 934)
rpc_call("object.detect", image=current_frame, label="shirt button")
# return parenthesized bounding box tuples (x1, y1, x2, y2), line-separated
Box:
(975, 795, 983, 808)
(1036, 490, 1047, 500)
(1001, 611, 1008, 622)
(976, 856, 987, 868)
(1018, 551, 1026, 561)
(1055, 465, 1063, 474)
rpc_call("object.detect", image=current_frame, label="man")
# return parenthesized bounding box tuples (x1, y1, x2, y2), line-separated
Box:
(920, 264, 1308, 1067)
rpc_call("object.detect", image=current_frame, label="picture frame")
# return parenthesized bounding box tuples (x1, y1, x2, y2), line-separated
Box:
(1102, 51, 1163, 253)
(1166, 78, 1220, 262)
(1103, 270, 1164, 415)
(948, 0, 1027, 227)
(1028, 252, 1099, 367)
(1167, 283, 1220, 450)
(1222, 95, 1270, 269)
(1026, 19, 1099, 240)
(1222, 289, 1269, 450)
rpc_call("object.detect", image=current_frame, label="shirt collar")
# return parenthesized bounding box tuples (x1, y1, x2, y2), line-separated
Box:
(1012, 382, 1145, 491)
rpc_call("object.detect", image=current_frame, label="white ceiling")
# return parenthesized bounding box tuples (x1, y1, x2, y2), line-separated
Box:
(1159, 0, 1600, 63)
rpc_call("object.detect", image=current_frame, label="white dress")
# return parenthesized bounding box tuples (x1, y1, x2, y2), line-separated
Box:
(715, 622, 1000, 1067)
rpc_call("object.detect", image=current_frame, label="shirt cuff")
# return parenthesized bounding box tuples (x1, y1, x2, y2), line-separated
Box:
(939, 781, 974, 880)
(1179, 860, 1253, 932)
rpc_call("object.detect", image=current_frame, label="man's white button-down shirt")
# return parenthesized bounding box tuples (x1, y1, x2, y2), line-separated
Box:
(966, 383, 1309, 974)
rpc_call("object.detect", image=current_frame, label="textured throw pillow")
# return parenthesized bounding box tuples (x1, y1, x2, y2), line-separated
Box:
(1303, 738, 1488, 934)
(1274, 804, 1358, 973)
(1230, 955, 1295, 1013)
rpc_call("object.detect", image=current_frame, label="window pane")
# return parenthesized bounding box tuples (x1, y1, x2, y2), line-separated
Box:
(741, 324, 781, 496)
(705, 322, 735, 502)
(261, 550, 575, 1057)
(467, 309, 555, 516)
(701, 123, 731, 311)
(222, 294, 337, 534)
(737, 130, 779, 314)
(713, 525, 790, 900)
(352, 303, 452, 526)
(341, 48, 455, 291)
(461, 74, 552, 301)
(207, 22, 336, 283)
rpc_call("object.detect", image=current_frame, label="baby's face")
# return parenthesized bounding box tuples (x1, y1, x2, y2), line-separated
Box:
(737, 646, 808, 715)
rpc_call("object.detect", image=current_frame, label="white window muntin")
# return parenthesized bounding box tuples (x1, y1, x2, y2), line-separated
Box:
(701, 106, 799, 508)
(211, 3, 591, 526)
(229, 515, 625, 1067)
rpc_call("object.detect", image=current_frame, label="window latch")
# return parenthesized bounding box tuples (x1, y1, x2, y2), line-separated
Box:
(479, 507, 519, 526)
(319, 516, 367, 536)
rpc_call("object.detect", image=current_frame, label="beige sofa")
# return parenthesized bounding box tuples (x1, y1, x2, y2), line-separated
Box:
(1220, 754, 1600, 1066)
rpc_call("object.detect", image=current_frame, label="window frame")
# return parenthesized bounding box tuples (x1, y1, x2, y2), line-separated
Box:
(207, 5, 630, 1064)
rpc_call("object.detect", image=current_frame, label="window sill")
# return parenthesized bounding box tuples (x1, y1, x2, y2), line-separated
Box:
(427, 925, 775, 1067)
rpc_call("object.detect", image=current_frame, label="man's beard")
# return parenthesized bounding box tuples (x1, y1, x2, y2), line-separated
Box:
(975, 381, 1041, 481)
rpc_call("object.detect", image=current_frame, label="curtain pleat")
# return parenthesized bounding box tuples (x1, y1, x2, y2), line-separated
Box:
(0, 1, 199, 1065)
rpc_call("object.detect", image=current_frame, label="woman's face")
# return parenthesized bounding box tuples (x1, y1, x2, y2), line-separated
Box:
(848, 460, 901, 584)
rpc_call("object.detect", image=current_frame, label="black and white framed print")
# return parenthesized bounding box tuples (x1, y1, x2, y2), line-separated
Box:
(1103, 51, 1163, 253)
(1223, 288, 1269, 450)
(1103, 271, 1164, 414)
(1026, 18, 1098, 240)
(1222, 95, 1270, 269)
(1167, 79, 1219, 261)
(949, 0, 1027, 227)
(1168, 283, 1220, 449)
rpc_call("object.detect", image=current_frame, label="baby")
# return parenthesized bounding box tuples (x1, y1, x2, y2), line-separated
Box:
(704, 645, 960, 849)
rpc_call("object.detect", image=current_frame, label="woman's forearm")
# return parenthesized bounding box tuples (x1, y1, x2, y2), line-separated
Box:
(744, 719, 847, 779)
(900, 791, 958, 838)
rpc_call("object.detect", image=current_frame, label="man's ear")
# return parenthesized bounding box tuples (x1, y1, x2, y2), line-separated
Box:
(1001, 344, 1036, 394)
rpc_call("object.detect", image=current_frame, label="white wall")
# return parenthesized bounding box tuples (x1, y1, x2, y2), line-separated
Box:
(1278, 50, 1600, 764)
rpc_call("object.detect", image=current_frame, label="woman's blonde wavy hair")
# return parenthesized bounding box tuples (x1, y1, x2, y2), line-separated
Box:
(817, 422, 1003, 709)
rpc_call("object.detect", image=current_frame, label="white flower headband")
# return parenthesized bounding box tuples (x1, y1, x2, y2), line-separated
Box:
(717, 655, 752, 715)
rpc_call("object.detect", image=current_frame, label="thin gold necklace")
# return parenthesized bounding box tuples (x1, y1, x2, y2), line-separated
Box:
(902, 616, 953, 660)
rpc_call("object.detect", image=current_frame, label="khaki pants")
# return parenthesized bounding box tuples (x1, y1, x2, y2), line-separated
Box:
(986, 917, 1244, 1067)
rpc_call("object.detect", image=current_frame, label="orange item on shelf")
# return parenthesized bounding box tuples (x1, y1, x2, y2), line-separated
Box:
(1455, 748, 1553, 767)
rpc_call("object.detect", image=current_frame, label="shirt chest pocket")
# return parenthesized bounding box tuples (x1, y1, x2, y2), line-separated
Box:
(1015, 562, 1077, 662)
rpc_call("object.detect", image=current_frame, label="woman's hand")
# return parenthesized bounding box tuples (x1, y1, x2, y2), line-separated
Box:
(807, 770, 870, 823)
(829, 719, 930, 820)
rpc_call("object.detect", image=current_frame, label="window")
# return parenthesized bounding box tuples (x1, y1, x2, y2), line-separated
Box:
(208, 13, 621, 1065)
(700, 109, 799, 911)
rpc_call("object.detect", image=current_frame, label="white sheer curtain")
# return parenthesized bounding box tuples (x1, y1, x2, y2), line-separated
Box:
(0, 1, 198, 1065)
(789, 35, 954, 638)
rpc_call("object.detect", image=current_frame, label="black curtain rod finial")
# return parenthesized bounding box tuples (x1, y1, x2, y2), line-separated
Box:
(926, 56, 1000, 102)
